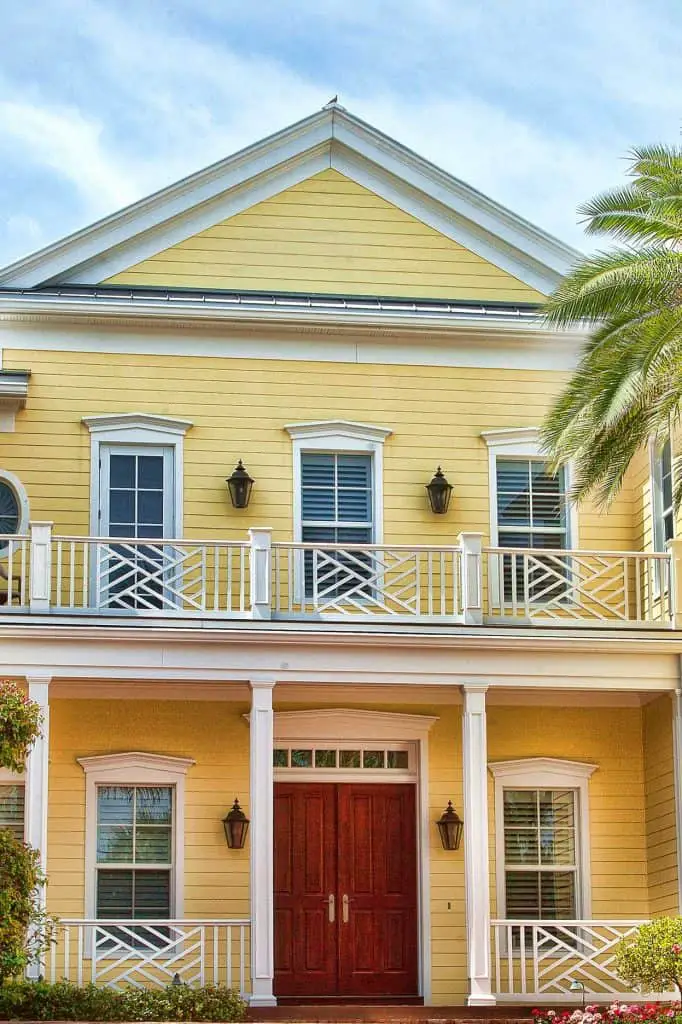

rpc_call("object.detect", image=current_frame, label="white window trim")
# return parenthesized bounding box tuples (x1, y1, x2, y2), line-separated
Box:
(82, 414, 193, 537)
(650, 436, 674, 552)
(78, 751, 195, 922)
(0, 469, 30, 540)
(0, 766, 26, 841)
(481, 427, 578, 548)
(285, 420, 392, 545)
(488, 757, 598, 920)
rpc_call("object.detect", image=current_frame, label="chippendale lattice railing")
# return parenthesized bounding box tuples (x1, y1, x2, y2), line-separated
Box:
(491, 919, 669, 1001)
(0, 524, 675, 626)
(47, 919, 250, 992)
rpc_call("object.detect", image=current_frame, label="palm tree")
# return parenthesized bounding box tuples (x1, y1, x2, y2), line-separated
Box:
(541, 144, 682, 510)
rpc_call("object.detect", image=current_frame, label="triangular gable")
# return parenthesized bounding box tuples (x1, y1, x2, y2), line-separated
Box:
(0, 105, 579, 296)
(105, 169, 544, 302)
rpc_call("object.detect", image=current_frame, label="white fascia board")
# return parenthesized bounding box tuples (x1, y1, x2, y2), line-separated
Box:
(0, 110, 334, 288)
(332, 110, 580, 276)
(0, 105, 578, 292)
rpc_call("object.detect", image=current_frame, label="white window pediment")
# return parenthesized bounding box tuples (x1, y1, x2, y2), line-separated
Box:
(82, 413, 193, 444)
(285, 420, 392, 446)
(272, 708, 438, 742)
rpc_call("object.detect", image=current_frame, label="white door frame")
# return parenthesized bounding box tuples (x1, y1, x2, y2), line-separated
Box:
(270, 708, 438, 1003)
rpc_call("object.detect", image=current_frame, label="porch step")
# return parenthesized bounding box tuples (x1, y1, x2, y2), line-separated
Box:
(248, 1008, 534, 1023)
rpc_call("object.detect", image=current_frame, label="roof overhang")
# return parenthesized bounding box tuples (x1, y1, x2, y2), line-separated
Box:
(0, 105, 580, 296)
(0, 369, 30, 432)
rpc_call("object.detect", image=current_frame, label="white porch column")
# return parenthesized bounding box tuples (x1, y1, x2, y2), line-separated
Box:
(25, 675, 51, 979)
(461, 683, 494, 1006)
(249, 676, 276, 1007)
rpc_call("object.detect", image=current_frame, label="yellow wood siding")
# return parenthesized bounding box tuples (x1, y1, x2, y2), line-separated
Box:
(2, 347, 634, 551)
(643, 695, 679, 916)
(47, 699, 250, 921)
(104, 170, 545, 302)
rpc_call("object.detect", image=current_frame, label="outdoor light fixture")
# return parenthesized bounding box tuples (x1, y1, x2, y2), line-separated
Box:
(426, 467, 453, 515)
(436, 801, 464, 851)
(226, 460, 254, 509)
(569, 979, 586, 1008)
(223, 798, 250, 849)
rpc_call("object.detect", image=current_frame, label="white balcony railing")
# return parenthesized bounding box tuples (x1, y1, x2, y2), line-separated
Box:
(0, 524, 675, 628)
(46, 919, 250, 992)
(491, 919, 669, 1002)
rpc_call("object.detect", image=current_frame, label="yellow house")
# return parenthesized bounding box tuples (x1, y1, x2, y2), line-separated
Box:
(0, 102, 680, 1009)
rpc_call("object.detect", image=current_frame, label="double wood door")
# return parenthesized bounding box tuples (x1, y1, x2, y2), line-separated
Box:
(274, 782, 419, 1000)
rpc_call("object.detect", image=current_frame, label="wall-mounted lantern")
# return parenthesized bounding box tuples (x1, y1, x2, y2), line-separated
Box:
(436, 801, 463, 851)
(426, 467, 453, 515)
(226, 461, 254, 509)
(223, 798, 250, 849)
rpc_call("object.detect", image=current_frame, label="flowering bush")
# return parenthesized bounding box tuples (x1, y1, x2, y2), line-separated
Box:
(0, 681, 41, 772)
(616, 918, 682, 999)
(532, 1004, 682, 1024)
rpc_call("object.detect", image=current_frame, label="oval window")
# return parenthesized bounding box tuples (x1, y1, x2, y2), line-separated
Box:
(0, 480, 19, 537)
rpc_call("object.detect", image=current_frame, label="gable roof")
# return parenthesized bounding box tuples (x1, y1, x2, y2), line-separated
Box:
(0, 102, 579, 294)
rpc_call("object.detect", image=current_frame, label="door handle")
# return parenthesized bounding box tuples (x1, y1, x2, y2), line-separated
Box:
(325, 893, 335, 923)
(342, 893, 350, 924)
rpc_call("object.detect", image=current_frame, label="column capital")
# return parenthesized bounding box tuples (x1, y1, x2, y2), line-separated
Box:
(249, 675, 277, 691)
(26, 675, 52, 689)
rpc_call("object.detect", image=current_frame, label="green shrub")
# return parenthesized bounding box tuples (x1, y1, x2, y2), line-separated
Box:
(616, 916, 682, 998)
(0, 682, 42, 773)
(0, 830, 48, 983)
(0, 979, 247, 1021)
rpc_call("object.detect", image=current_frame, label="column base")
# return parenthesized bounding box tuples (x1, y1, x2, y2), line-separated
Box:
(249, 995, 277, 1008)
(467, 994, 497, 1007)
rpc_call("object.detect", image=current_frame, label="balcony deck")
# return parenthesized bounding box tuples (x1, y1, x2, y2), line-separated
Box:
(0, 526, 674, 629)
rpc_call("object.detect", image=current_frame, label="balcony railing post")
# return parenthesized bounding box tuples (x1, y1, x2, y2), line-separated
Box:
(668, 539, 682, 628)
(458, 532, 483, 625)
(29, 522, 54, 612)
(249, 527, 272, 620)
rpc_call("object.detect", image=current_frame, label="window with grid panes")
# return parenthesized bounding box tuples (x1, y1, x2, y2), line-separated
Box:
(96, 785, 172, 924)
(0, 783, 25, 840)
(496, 459, 568, 602)
(503, 789, 577, 920)
(300, 453, 374, 598)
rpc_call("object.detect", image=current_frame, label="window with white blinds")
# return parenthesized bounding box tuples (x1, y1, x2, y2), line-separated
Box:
(0, 783, 25, 840)
(503, 788, 577, 919)
(653, 438, 674, 551)
(300, 453, 374, 544)
(96, 785, 172, 920)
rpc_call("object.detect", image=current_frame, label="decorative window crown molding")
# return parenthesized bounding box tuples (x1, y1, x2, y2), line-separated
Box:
(488, 756, 598, 781)
(82, 413, 193, 437)
(285, 420, 392, 443)
(481, 427, 540, 450)
(78, 751, 195, 777)
(269, 708, 438, 741)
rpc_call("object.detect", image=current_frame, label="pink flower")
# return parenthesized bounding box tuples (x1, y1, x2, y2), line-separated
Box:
(672, 945, 682, 955)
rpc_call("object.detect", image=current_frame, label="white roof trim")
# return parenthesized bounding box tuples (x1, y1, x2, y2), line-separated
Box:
(77, 751, 195, 775)
(285, 419, 392, 443)
(481, 427, 540, 448)
(82, 412, 193, 436)
(488, 756, 598, 780)
(0, 106, 578, 293)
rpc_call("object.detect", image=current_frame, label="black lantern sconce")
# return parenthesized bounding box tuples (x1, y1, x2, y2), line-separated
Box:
(226, 461, 254, 509)
(223, 798, 250, 849)
(436, 801, 464, 851)
(426, 467, 453, 515)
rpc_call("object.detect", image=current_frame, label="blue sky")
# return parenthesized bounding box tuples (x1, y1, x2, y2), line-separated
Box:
(1, 0, 681, 268)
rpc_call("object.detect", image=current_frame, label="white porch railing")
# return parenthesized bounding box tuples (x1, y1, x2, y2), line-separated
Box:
(46, 919, 250, 992)
(272, 541, 467, 620)
(0, 524, 675, 627)
(484, 547, 673, 626)
(491, 919, 668, 1002)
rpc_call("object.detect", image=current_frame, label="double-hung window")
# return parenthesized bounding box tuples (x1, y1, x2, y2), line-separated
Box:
(300, 452, 374, 598)
(503, 788, 577, 920)
(652, 438, 674, 551)
(96, 785, 173, 927)
(496, 459, 569, 602)
(0, 781, 25, 840)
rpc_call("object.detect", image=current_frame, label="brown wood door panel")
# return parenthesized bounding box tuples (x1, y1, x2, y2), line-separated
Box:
(274, 783, 338, 997)
(338, 783, 419, 998)
(274, 781, 419, 1000)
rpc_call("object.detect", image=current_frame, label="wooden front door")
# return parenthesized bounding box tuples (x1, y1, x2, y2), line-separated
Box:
(274, 782, 419, 1000)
